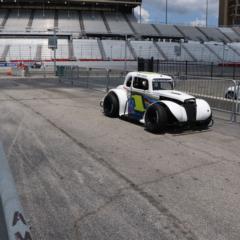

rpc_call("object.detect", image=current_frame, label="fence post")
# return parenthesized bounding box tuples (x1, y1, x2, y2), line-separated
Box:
(185, 61, 188, 78)
(233, 65, 236, 80)
(71, 66, 74, 86)
(231, 80, 237, 122)
(234, 81, 240, 122)
(106, 69, 110, 92)
(87, 68, 91, 89)
(210, 62, 213, 80)
(43, 64, 45, 79)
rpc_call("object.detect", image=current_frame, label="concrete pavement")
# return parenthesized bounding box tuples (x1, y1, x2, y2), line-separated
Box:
(0, 78, 239, 240)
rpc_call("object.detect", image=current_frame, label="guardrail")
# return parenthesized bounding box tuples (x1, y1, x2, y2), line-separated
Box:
(57, 66, 240, 122)
(0, 144, 32, 240)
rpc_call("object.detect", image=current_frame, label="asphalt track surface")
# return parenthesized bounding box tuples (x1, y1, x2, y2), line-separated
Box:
(0, 78, 240, 240)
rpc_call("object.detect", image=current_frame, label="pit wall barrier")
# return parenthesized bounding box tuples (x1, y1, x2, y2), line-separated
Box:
(0, 144, 32, 240)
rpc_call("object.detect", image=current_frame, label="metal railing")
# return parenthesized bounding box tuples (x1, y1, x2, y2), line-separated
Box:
(58, 65, 240, 122)
(174, 75, 240, 122)
(139, 59, 240, 79)
(58, 66, 126, 92)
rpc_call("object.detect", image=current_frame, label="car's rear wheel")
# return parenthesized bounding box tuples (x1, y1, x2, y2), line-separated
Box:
(103, 92, 119, 118)
(145, 104, 167, 133)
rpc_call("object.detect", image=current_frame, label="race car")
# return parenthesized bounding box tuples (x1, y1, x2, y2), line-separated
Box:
(101, 72, 212, 132)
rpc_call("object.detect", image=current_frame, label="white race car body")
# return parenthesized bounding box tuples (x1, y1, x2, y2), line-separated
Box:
(102, 72, 212, 128)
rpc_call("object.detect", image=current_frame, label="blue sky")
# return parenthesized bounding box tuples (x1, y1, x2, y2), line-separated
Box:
(135, 0, 219, 27)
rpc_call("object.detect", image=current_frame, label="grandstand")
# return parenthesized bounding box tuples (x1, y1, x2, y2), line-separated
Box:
(0, 0, 240, 64)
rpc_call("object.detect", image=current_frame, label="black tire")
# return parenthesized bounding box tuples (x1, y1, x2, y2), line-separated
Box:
(225, 91, 236, 100)
(198, 114, 213, 129)
(145, 104, 168, 133)
(103, 92, 119, 118)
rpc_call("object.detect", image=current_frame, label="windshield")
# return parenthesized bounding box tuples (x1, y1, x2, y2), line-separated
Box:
(152, 79, 174, 91)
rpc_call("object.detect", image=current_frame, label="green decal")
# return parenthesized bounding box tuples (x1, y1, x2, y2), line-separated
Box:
(132, 95, 145, 112)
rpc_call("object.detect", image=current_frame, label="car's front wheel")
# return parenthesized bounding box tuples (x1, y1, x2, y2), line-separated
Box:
(145, 104, 167, 133)
(197, 114, 213, 129)
(103, 92, 119, 118)
(225, 91, 236, 100)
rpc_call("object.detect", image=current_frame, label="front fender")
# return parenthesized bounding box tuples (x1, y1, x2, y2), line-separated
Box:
(196, 99, 212, 121)
(160, 100, 187, 122)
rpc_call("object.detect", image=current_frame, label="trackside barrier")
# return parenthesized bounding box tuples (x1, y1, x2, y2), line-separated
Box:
(0, 144, 32, 240)
(57, 66, 240, 122)
(57, 66, 126, 92)
(174, 76, 240, 122)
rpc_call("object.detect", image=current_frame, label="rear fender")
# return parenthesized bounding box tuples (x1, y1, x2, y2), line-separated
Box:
(107, 89, 128, 116)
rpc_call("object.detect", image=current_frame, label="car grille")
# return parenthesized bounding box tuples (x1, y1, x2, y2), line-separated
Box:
(183, 99, 196, 123)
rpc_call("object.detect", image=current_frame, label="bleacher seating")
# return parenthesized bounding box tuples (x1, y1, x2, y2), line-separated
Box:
(131, 23, 159, 37)
(52, 39, 69, 59)
(82, 11, 108, 34)
(197, 27, 230, 43)
(131, 41, 165, 60)
(205, 42, 240, 62)
(73, 39, 102, 59)
(31, 10, 54, 32)
(0, 38, 37, 61)
(176, 26, 208, 42)
(153, 24, 183, 38)
(104, 12, 133, 35)
(0, 9, 8, 27)
(58, 10, 80, 33)
(0, 5, 239, 64)
(219, 28, 240, 42)
(41, 39, 51, 60)
(183, 42, 221, 62)
(0, 44, 6, 60)
(102, 40, 134, 60)
(157, 42, 193, 61)
(4, 9, 30, 31)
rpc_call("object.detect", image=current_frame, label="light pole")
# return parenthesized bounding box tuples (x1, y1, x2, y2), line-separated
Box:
(165, 0, 168, 24)
(206, 0, 208, 27)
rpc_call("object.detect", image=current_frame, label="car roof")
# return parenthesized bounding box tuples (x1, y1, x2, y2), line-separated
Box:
(129, 71, 172, 81)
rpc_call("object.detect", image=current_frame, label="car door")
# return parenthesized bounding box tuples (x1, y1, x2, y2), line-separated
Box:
(128, 77, 148, 119)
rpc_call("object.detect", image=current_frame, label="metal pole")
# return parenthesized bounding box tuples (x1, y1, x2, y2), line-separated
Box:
(165, 0, 168, 24)
(222, 44, 225, 76)
(140, 5, 142, 23)
(53, 28, 57, 75)
(124, 34, 127, 72)
(206, 0, 208, 27)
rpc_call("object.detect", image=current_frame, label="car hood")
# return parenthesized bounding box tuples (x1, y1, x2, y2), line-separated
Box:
(152, 90, 195, 103)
